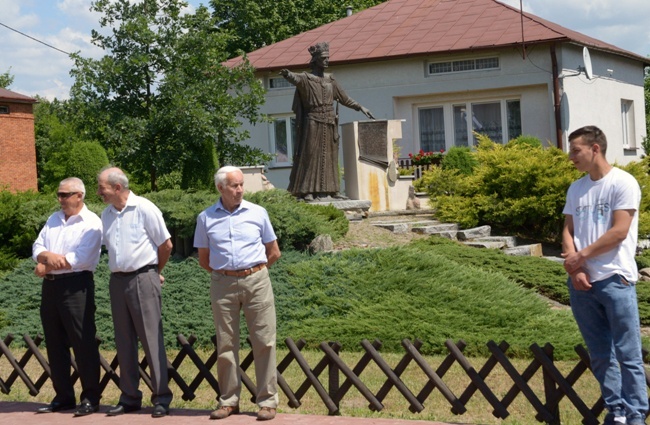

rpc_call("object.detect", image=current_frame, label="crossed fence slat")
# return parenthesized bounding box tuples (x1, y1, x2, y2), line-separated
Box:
(1, 332, 648, 424)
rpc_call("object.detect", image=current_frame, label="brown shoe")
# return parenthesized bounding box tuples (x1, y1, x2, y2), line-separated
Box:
(257, 407, 276, 421)
(210, 405, 239, 420)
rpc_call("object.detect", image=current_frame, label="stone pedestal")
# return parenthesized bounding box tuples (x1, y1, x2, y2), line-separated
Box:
(241, 165, 265, 192)
(341, 119, 407, 212)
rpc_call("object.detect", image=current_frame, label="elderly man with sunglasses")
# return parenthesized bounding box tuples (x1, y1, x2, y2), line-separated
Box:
(32, 177, 103, 417)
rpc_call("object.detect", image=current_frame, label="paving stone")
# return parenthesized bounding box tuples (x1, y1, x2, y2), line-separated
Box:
(372, 223, 410, 233)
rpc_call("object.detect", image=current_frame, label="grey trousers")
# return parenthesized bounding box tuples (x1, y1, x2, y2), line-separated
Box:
(109, 268, 172, 406)
(210, 267, 278, 408)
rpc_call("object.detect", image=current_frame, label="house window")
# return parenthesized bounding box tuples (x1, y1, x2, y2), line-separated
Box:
(418, 107, 445, 152)
(269, 115, 296, 165)
(472, 102, 503, 142)
(621, 99, 635, 148)
(428, 57, 499, 76)
(507, 100, 522, 140)
(417, 99, 521, 150)
(0, 106, 8, 114)
(269, 77, 292, 90)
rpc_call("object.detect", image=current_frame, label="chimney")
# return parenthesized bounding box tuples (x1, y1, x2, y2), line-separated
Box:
(346, 6, 353, 17)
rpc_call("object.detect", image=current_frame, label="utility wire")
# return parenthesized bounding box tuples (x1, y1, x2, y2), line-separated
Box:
(0, 21, 71, 56)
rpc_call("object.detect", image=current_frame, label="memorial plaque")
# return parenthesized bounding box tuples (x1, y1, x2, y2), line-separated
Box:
(358, 120, 389, 169)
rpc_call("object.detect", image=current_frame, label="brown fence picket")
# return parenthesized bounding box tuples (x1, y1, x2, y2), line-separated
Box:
(1, 333, 647, 424)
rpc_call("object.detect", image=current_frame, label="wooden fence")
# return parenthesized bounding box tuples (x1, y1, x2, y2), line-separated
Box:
(1, 332, 646, 424)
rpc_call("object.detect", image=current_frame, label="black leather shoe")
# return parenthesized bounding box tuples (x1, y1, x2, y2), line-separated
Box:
(74, 401, 99, 417)
(36, 401, 76, 413)
(106, 403, 141, 416)
(151, 404, 169, 418)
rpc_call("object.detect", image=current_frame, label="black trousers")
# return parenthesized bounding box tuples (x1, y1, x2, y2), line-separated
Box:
(40, 272, 100, 405)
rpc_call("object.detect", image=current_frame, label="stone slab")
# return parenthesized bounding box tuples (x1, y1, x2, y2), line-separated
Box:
(462, 241, 506, 249)
(457, 225, 491, 240)
(473, 236, 517, 248)
(503, 243, 544, 257)
(411, 223, 459, 234)
(310, 199, 372, 210)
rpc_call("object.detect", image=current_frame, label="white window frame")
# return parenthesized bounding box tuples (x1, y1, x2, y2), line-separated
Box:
(427, 56, 500, 76)
(415, 98, 521, 151)
(621, 99, 636, 149)
(268, 114, 295, 166)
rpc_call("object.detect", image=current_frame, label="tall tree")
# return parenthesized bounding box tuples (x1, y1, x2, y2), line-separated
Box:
(70, 0, 266, 191)
(211, 0, 386, 58)
(0, 69, 14, 88)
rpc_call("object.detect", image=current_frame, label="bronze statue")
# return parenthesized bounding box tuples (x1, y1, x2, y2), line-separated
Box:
(280, 41, 374, 201)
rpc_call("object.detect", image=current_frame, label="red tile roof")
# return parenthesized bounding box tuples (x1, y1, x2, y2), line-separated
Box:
(0, 88, 37, 103)
(225, 0, 649, 71)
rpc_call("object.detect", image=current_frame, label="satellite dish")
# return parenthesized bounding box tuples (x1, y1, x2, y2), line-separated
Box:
(582, 47, 593, 80)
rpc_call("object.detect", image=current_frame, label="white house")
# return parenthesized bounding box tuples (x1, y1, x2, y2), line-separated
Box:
(226, 0, 649, 190)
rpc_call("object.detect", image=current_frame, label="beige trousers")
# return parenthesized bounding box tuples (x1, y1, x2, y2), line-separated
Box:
(210, 267, 278, 408)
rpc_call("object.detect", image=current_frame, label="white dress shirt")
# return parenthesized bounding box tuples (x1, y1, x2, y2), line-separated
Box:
(101, 191, 171, 273)
(32, 204, 103, 273)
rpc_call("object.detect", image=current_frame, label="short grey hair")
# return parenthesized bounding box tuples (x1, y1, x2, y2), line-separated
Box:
(99, 166, 129, 189)
(60, 177, 86, 199)
(214, 166, 242, 188)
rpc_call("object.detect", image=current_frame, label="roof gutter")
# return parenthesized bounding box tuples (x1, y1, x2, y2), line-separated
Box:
(550, 43, 563, 151)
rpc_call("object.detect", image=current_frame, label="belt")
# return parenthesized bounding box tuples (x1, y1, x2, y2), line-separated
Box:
(215, 264, 266, 278)
(44, 271, 91, 281)
(112, 264, 158, 277)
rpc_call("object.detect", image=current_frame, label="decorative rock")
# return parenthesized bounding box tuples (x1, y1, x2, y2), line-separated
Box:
(457, 225, 491, 241)
(309, 234, 333, 254)
(639, 268, 650, 280)
(406, 186, 421, 210)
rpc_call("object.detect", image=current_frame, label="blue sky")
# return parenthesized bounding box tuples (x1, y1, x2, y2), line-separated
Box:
(1, 0, 649, 101)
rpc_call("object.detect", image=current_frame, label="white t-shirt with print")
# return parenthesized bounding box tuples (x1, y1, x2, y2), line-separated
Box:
(563, 167, 640, 282)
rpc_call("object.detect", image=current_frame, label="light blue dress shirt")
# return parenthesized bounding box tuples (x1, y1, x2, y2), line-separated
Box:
(194, 199, 277, 270)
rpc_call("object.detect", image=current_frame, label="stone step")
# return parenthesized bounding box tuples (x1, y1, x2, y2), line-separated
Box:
(457, 225, 491, 240)
(472, 236, 517, 248)
(411, 223, 459, 234)
(503, 243, 544, 257)
(462, 241, 507, 249)
(372, 220, 441, 234)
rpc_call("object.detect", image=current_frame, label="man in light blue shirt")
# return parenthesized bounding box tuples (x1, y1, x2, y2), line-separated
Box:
(194, 166, 281, 421)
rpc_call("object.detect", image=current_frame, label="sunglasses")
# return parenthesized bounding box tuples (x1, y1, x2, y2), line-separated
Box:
(57, 192, 79, 199)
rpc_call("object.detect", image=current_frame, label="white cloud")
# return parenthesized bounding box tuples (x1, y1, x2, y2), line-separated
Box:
(499, 0, 650, 57)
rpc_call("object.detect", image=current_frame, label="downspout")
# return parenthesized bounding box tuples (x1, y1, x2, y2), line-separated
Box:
(550, 43, 563, 150)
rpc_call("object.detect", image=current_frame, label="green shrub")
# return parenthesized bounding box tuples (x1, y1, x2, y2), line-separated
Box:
(0, 190, 57, 264)
(143, 189, 216, 238)
(144, 188, 348, 253)
(40, 141, 109, 201)
(441, 146, 478, 175)
(618, 157, 650, 238)
(246, 190, 349, 251)
(507, 134, 543, 148)
(424, 136, 581, 241)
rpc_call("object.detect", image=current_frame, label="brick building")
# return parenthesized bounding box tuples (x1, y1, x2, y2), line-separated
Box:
(0, 88, 37, 192)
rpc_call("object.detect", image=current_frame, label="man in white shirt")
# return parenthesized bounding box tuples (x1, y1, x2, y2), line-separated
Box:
(32, 177, 102, 417)
(562, 126, 648, 425)
(97, 167, 173, 418)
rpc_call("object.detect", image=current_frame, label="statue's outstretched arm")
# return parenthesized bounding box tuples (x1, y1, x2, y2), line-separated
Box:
(360, 106, 375, 120)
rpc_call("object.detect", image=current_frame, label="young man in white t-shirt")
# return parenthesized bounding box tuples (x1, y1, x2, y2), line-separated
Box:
(562, 125, 648, 425)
